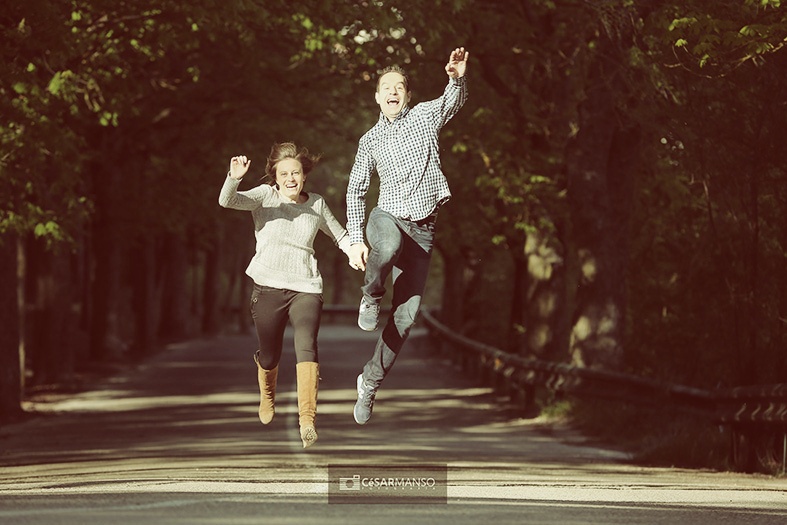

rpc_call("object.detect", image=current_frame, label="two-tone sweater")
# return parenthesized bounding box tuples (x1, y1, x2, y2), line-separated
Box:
(218, 176, 351, 294)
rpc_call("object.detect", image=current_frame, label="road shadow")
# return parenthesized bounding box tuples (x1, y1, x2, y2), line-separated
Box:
(1, 325, 637, 488)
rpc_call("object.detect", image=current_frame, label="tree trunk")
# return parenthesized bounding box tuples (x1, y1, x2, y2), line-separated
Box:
(522, 231, 564, 361)
(130, 236, 157, 359)
(509, 251, 528, 354)
(436, 246, 462, 327)
(564, 35, 638, 370)
(31, 241, 77, 386)
(89, 214, 121, 361)
(202, 243, 220, 336)
(158, 233, 190, 340)
(87, 132, 124, 362)
(0, 234, 22, 421)
(236, 275, 250, 333)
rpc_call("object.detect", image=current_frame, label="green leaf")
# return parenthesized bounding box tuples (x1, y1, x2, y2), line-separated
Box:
(33, 220, 64, 241)
(669, 17, 698, 32)
(47, 70, 74, 96)
(99, 111, 118, 127)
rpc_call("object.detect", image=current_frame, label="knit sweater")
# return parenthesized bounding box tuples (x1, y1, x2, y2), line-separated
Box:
(218, 176, 351, 294)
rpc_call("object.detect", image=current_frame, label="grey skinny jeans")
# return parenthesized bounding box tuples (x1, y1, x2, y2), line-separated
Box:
(361, 207, 436, 387)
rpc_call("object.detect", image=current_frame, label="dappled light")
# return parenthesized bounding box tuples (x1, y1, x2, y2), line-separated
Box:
(3, 331, 629, 472)
(2, 329, 785, 521)
(1, 6, 786, 522)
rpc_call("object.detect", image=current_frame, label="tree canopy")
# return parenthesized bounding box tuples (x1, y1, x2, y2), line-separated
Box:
(1, 0, 785, 424)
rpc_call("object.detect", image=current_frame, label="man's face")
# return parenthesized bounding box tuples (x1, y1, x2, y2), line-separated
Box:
(375, 71, 410, 121)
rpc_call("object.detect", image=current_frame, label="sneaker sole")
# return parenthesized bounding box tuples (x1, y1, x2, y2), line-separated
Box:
(353, 405, 368, 425)
(357, 319, 378, 331)
(354, 375, 372, 424)
(358, 300, 379, 331)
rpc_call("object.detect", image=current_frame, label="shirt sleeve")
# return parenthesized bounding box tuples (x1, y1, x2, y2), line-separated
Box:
(318, 197, 352, 255)
(345, 137, 375, 244)
(420, 75, 468, 130)
(218, 175, 268, 210)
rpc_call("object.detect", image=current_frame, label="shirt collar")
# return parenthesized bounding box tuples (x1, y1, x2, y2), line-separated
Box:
(378, 105, 410, 124)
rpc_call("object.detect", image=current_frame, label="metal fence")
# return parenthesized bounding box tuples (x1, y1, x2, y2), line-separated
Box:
(418, 308, 787, 475)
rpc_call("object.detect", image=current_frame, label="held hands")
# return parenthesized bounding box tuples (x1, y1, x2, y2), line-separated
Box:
(348, 243, 368, 271)
(445, 47, 469, 79)
(229, 155, 251, 180)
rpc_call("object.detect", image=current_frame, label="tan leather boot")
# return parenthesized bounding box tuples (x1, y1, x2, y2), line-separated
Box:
(296, 361, 319, 448)
(253, 352, 278, 424)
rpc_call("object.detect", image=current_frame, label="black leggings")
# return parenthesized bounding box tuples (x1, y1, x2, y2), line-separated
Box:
(250, 284, 323, 370)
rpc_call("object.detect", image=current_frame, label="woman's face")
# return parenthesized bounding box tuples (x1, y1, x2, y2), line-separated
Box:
(275, 158, 306, 202)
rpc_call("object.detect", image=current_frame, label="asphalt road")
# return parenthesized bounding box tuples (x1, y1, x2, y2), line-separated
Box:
(1, 325, 785, 524)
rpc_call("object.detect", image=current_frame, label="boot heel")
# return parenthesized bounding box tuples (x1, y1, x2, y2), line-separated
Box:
(300, 426, 318, 449)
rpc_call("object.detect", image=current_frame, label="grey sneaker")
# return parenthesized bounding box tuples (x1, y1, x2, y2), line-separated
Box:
(353, 374, 377, 425)
(357, 298, 380, 331)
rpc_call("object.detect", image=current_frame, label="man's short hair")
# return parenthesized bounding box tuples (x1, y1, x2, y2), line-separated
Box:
(376, 65, 409, 92)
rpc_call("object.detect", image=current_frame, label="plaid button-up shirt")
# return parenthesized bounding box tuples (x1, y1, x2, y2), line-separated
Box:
(346, 76, 468, 244)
